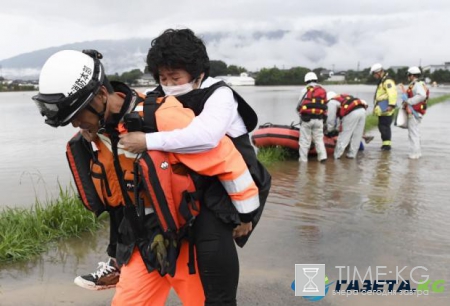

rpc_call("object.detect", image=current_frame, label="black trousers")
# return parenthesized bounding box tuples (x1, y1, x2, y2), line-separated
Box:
(106, 206, 124, 258)
(378, 115, 393, 144)
(109, 204, 239, 305)
(193, 205, 239, 306)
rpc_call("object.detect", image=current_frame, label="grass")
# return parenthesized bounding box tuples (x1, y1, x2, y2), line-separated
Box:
(0, 186, 106, 262)
(256, 146, 296, 166)
(257, 93, 450, 165)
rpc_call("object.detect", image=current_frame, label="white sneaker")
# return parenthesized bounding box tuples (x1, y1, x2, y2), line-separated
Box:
(74, 258, 120, 290)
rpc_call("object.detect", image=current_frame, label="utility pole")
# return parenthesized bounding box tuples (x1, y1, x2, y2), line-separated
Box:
(332, 64, 335, 72)
(357, 61, 360, 72)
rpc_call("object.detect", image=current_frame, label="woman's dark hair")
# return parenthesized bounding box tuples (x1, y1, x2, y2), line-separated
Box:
(146, 29, 210, 82)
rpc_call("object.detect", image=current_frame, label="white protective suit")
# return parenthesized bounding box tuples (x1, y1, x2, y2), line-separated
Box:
(404, 80, 427, 159)
(297, 82, 327, 162)
(327, 99, 366, 159)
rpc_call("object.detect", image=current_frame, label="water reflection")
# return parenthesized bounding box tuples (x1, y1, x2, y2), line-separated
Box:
(366, 153, 393, 213)
(397, 160, 420, 217)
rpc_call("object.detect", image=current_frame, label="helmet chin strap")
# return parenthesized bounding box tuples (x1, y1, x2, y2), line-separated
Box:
(85, 96, 107, 131)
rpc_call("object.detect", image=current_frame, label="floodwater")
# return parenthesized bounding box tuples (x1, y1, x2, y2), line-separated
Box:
(1, 86, 450, 305)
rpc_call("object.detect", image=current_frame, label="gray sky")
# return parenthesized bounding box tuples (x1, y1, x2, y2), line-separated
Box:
(2, 0, 450, 71)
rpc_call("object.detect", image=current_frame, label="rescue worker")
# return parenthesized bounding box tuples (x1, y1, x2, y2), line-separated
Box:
(295, 71, 327, 162)
(92, 29, 271, 305)
(402, 66, 428, 159)
(370, 63, 398, 151)
(326, 92, 368, 159)
(32, 49, 261, 305)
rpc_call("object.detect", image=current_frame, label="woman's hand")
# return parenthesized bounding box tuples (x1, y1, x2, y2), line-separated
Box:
(232, 222, 253, 238)
(119, 132, 147, 153)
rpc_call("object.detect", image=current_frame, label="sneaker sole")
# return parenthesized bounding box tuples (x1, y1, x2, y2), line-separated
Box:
(74, 276, 117, 291)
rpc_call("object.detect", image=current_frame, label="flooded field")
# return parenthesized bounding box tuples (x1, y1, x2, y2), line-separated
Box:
(1, 86, 449, 305)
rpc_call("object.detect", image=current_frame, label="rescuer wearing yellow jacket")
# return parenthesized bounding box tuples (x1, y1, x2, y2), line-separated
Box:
(32, 49, 260, 305)
(370, 63, 398, 151)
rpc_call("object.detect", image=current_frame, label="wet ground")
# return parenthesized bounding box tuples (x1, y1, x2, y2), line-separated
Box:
(1, 95, 450, 305)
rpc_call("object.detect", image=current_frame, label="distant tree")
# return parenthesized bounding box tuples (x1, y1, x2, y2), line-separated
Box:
(227, 65, 247, 75)
(121, 69, 143, 85)
(282, 67, 310, 85)
(422, 68, 431, 80)
(395, 67, 408, 85)
(107, 72, 121, 82)
(255, 66, 309, 85)
(107, 69, 143, 85)
(0, 76, 4, 81)
(255, 67, 283, 85)
(209, 60, 228, 77)
(431, 69, 450, 83)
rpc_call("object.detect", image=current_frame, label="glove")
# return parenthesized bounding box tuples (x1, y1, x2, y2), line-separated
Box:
(150, 233, 169, 273)
(401, 93, 408, 101)
(326, 130, 338, 138)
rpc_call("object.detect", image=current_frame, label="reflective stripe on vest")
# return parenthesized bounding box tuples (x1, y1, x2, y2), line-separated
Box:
(299, 85, 327, 115)
(334, 94, 365, 117)
(145, 95, 260, 215)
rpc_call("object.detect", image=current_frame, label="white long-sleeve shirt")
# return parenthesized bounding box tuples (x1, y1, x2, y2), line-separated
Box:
(145, 77, 247, 153)
(406, 80, 427, 106)
(326, 99, 341, 132)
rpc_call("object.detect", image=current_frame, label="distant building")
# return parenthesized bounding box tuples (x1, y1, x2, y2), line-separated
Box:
(422, 62, 450, 73)
(328, 71, 346, 82)
(135, 73, 156, 86)
(319, 69, 332, 77)
(216, 72, 255, 86)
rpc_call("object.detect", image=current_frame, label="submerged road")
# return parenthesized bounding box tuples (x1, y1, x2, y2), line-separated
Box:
(1, 101, 449, 306)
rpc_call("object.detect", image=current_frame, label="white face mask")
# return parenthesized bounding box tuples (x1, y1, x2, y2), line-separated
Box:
(161, 80, 196, 97)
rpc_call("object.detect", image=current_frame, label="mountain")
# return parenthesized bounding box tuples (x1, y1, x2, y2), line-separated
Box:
(0, 30, 338, 79)
(0, 38, 154, 79)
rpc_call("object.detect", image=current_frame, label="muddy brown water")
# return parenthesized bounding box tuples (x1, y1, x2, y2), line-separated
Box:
(1, 87, 450, 305)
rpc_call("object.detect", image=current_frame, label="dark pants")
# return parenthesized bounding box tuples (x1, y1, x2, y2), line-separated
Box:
(378, 115, 393, 145)
(193, 206, 239, 306)
(107, 206, 124, 258)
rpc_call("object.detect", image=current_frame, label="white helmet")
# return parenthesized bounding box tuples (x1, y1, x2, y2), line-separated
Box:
(32, 50, 105, 127)
(407, 66, 421, 75)
(370, 63, 383, 74)
(304, 72, 318, 83)
(327, 91, 337, 101)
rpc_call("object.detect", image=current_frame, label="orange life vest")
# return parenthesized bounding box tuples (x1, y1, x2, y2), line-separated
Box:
(133, 95, 260, 219)
(66, 92, 259, 235)
(298, 85, 327, 116)
(334, 94, 367, 118)
(407, 81, 429, 115)
(66, 132, 105, 216)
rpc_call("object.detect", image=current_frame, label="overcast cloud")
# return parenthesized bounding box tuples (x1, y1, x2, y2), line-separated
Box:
(1, 0, 450, 71)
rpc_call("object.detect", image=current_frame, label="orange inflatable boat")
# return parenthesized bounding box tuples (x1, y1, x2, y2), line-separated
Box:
(251, 123, 338, 156)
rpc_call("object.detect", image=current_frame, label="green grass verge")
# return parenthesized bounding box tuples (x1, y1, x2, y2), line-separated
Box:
(0, 186, 105, 262)
(256, 146, 296, 166)
(257, 94, 450, 166)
